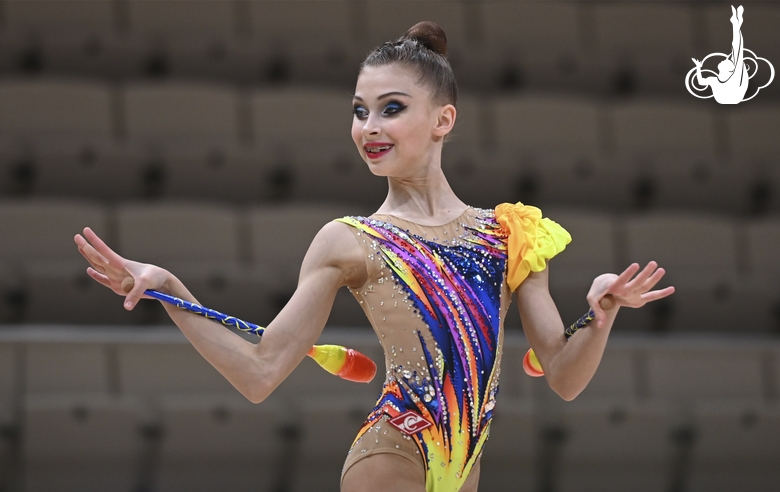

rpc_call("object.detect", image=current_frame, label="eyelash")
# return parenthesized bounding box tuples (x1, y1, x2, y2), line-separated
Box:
(352, 102, 407, 120)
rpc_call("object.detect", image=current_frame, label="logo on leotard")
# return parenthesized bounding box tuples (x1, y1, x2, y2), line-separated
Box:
(686, 5, 774, 104)
(389, 410, 432, 435)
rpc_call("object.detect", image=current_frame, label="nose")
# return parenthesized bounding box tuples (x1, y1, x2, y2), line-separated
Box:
(361, 113, 381, 138)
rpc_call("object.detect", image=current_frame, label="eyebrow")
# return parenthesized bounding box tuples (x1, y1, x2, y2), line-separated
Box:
(352, 91, 412, 101)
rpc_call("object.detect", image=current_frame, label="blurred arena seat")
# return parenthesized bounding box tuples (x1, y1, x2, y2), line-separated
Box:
(248, 0, 357, 85)
(622, 213, 747, 332)
(556, 401, 674, 492)
(0, 79, 144, 201)
(687, 402, 780, 492)
(606, 99, 747, 213)
(574, 343, 638, 402)
(0, 0, 122, 79)
(294, 395, 372, 492)
(24, 343, 110, 394)
(746, 217, 780, 279)
(492, 94, 617, 209)
(117, 342, 236, 400)
(726, 103, 780, 214)
(123, 82, 240, 143)
(478, 398, 536, 492)
(0, 199, 107, 263)
(116, 82, 243, 202)
(156, 394, 282, 492)
(22, 394, 144, 492)
(0, 342, 15, 423)
(591, 3, 695, 95)
(644, 343, 765, 403)
(124, 0, 245, 81)
(116, 201, 240, 263)
(470, 2, 596, 93)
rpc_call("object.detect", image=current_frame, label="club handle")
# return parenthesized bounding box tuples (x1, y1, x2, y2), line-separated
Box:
(144, 289, 264, 335)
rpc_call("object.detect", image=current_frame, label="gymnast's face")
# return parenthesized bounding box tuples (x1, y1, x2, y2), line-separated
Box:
(351, 64, 455, 177)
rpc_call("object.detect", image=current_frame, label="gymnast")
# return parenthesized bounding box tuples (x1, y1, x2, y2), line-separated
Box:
(692, 5, 748, 104)
(74, 21, 674, 492)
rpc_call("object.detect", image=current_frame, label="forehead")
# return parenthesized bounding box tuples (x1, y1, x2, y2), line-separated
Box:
(354, 64, 423, 99)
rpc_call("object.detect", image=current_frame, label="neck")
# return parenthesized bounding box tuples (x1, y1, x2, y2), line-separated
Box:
(378, 165, 467, 220)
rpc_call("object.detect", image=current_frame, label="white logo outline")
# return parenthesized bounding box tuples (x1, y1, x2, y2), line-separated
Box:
(388, 410, 433, 435)
(685, 4, 774, 104)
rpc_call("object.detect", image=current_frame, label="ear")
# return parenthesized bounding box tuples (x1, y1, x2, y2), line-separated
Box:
(433, 104, 456, 138)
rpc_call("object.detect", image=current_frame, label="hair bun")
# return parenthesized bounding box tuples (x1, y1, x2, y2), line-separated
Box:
(403, 21, 448, 57)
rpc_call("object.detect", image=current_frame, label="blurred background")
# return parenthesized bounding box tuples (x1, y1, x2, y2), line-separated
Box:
(0, 0, 778, 491)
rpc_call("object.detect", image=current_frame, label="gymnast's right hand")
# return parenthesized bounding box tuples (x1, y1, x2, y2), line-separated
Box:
(74, 227, 170, 311)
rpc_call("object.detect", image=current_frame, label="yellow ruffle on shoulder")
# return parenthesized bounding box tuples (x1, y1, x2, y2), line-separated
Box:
(494, 201, 572, 292)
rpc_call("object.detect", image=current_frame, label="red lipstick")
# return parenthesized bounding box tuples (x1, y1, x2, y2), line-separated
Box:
(364, 142, 394, 159)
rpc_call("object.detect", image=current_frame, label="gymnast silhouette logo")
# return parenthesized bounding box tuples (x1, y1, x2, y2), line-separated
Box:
(389, 410, 432, 435)
(685, 5, 774, 104)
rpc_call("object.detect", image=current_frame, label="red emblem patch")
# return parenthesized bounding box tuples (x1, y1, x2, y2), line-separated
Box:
(388, 410, 433, 435)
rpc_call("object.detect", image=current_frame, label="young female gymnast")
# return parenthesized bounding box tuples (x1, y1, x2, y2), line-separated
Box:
(74, 21, 674, 492)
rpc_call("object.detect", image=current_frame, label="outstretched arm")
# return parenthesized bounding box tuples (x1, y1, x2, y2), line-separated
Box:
(75, 220, 367, 403)
(516, 261, 673, 400)
(692, 58, 709, 86)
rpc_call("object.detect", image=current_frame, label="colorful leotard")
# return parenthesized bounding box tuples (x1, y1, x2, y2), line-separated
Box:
(336, 202, 570, 491)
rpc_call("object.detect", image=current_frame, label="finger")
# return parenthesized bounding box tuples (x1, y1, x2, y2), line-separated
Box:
(623, 261, 659, 293)
(610, 263, 641, 294)
(587, 293, 607, 328)
(640, 267, 668, 292)
(82, 227, 125, 268)
(78, 243, 110, 274)
(86, 267, 113, 290)
(122, 275, 147, 310)
(640, 286, 676, 303)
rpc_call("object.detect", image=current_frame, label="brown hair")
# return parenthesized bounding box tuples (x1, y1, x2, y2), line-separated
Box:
(360, 21, 458, 108)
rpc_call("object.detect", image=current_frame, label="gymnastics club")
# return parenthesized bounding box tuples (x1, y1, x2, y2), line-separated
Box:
(523, 295, 616, 377)
(122, 278, 377, 383)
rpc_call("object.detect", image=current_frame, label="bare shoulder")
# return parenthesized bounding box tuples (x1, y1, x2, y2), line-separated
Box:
(299, 219, 368, 289)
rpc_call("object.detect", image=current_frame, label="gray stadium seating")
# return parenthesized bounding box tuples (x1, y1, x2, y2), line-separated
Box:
(591, 3, 696, 95)
(492, 94, 618, 208)
(477, 398, 537, 492)
(688, 402, 780, 492)
(22, 394, 144, 492)
(556, 401, 674, 492)
(294, 395, 374, 492)
(248, 0, 357, 85)
(0, 200, 108, 262)
(644, 343, 765, 403)
(24, 343, 110, 394)
(116, 201, 240, 263)
(156, 394, 282, 492)
(471, 2, 596, 93)
(117, 342, 236, 400)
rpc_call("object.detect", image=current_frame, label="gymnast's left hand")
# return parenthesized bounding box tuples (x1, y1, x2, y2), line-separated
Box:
(587, 261, 675, 328)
